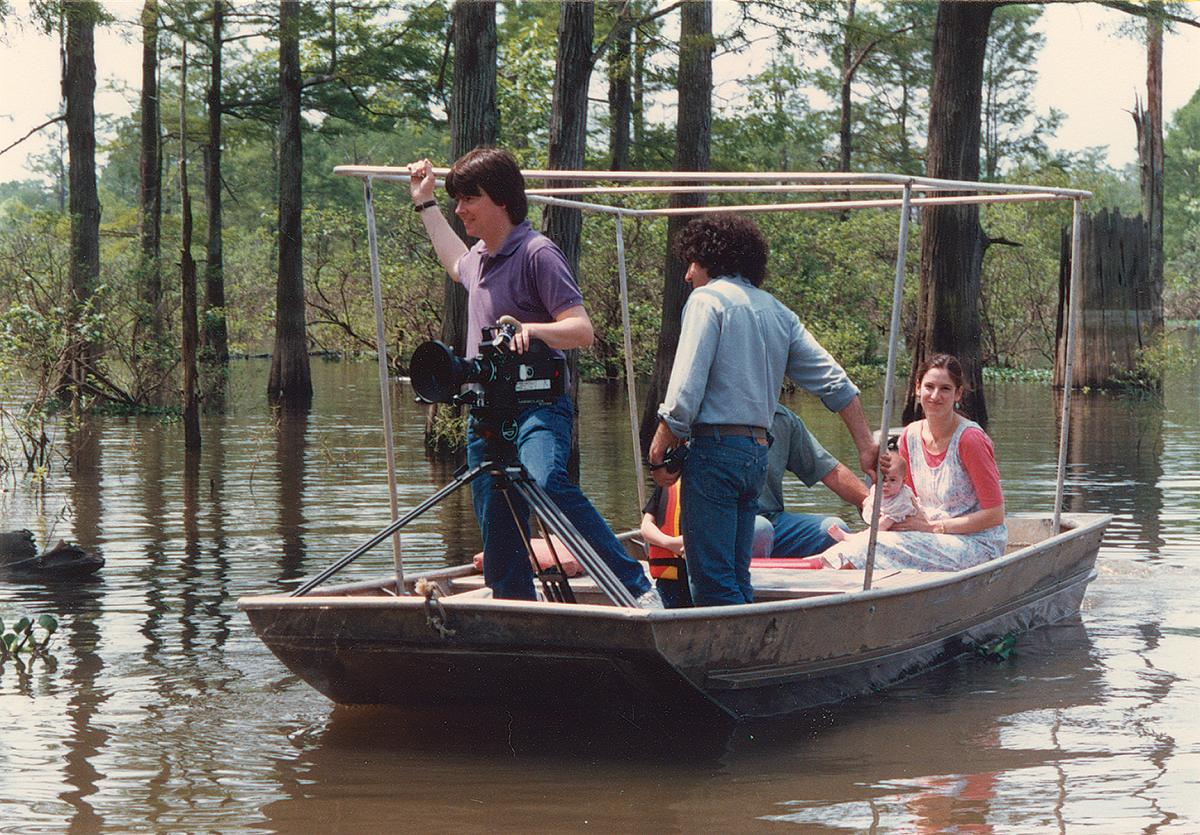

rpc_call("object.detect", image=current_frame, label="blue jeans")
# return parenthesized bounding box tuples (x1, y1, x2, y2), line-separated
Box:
(762, 512, 849, 557)
(680, 433, 769, 606)
(467, 395, 651, 601)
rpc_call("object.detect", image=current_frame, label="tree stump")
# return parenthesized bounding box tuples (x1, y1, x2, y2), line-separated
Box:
(1054, 209, 1156, 389)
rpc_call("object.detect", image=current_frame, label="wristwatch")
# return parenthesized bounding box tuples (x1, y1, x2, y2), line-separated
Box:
(413, 199, 437, 213)
(933, 521, 946, 535)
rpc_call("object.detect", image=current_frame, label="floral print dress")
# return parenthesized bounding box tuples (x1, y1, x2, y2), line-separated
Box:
(830, 417, 1007, 571)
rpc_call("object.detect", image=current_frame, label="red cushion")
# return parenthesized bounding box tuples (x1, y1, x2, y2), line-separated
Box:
(472, 536, 583, 577)
(749, 556, 828, 570)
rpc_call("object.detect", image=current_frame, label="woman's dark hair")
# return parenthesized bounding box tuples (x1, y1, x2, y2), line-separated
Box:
(673, 213, 770, 287)
(445, 147, 528, 224)
(915, 353, 967, 392)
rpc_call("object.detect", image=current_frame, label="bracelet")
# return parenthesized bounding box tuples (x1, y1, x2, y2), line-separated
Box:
(934, 521, 946, 535)
(413, 199, 437, 213)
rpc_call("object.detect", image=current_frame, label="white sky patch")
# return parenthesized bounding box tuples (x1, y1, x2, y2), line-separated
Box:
(1, 0, 1199, 183)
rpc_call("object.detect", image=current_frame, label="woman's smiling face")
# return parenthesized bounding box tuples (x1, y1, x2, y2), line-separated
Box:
(918, 366, 961, 417)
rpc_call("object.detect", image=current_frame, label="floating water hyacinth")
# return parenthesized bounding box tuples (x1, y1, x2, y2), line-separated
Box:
(0, 613, 58, 659)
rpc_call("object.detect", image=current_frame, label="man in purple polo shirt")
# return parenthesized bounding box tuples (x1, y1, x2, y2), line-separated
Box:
(407, 148, 660, 607)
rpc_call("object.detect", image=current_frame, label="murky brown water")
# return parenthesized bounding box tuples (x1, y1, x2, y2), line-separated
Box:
(1, 344, 1198, 832)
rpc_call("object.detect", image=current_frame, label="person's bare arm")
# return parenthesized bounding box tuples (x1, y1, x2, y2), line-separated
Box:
(510, 305, 594, 353)
(820, 463, 869, 509)
(640, 513, 685, 555)
(648, 421, 683, 488)
(892, 503, 1005, 534)
(408, 158, 467, 281)
(836, 396, 879, 479)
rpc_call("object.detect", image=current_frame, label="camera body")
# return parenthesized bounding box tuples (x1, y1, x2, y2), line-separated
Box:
(409, 324, 566, 412)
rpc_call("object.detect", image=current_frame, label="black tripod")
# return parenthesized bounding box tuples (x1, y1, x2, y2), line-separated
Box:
(290, 407, 640, 607)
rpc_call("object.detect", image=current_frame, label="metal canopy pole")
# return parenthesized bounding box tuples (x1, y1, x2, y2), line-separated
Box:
(614, 214, 647, 512)
(863, 181, 914, 592)
(1053, 198, 1084, 532)
(362, 177, 406, 592)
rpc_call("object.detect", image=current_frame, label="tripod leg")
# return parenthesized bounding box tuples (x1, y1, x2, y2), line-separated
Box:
(529, 512, 577, 603)
(291, 462, 492, 597)
(508, 473, 639, 608)
(497, 484, 576, 604)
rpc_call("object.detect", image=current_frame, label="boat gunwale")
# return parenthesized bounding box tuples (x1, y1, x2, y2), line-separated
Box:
(237, 511, 1110, 622)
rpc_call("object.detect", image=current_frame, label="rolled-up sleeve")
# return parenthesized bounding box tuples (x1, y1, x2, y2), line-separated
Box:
(785, 320, 859, 413)
(657, 296, 719, 438)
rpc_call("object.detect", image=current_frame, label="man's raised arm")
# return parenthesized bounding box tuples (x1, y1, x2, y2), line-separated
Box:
(408, 158, 468, 282)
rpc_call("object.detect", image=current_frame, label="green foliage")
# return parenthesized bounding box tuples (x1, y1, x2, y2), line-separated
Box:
(1166, 224, 1200, 321)
(982, 366, 1051, 384)
(497, 4, 558, 161)
(0, 0, 1166, 416)
(426, 404, 467, 455)
(712, 51, 826, 172)
(982, 6, 1063, 179)
(758, 210, 918, 376)
(1106, 332, 1189, 395)
(973, 632, 1017, 663)
(1164, 85, 1200, 261)
(0, 612, 58, 660)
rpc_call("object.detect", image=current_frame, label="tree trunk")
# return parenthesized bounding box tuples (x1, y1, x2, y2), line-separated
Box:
(639, 0, 712, 451)
(425, 0, 497, 453)
(444, 0, 497, 356)
(180, 43, 201, 449)
(268, 0, 313, 407)
(1054, 209, 1155, 389)
(60, 0, 102, 403)
(1140, 4, 1165, 336)
(904, 0, 999, 428)
(203, 0, 229, 382)
(838, 0, 857, 173)
(607, 0, 633, 170)
(544, 0, 596, 483)
(633, 23, 645, 164)
(543, 1, 593, 275)
(136, 0, 165, 405)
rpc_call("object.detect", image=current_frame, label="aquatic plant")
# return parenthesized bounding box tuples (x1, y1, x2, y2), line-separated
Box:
(972, 632, 1017, 663)
(0, 614, 58, 660)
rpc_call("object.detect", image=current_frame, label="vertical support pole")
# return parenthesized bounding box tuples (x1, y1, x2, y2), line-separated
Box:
(864, 181, 913, 592)
(363, 177, 405, 592)
(615, 214, 647, 511)
(1053, 198, 1083, 532)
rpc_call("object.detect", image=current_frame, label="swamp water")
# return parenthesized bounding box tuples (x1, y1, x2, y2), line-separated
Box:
(1, 351, 1198, 833)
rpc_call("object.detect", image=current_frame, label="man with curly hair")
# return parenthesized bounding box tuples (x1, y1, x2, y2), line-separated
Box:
(648, 213, 878, 606)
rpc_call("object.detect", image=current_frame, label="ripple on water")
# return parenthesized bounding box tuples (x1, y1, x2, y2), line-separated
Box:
(1, 358, 1199, 830)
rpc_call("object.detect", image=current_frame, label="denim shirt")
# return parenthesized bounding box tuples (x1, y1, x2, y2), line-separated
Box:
(657, 275, 859, 439)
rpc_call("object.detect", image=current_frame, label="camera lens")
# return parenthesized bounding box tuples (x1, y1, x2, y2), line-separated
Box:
(410, 340, 475, 403)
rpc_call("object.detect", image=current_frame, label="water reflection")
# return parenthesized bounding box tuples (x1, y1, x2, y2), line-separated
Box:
(0, 358, 1198, 831)
(275, 407, 309, 585)
(1063, 390, 1165, 552)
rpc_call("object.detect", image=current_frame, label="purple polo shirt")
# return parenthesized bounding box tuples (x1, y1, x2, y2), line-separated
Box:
(456, 220, 583, 359)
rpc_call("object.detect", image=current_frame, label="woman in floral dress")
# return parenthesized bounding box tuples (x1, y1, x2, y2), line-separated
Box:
(826, 354, 1007, 571)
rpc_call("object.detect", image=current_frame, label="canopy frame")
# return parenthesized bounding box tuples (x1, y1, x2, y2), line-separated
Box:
(335, 165, 1089, 594)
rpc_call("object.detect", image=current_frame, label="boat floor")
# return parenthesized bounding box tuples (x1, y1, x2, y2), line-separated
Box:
(443, 565, 950, 603)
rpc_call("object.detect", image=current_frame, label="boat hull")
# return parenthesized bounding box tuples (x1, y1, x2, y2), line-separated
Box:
(239, 512, 1108, 722)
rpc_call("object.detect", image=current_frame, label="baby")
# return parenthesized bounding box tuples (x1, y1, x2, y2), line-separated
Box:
(829, 455, 917, 542)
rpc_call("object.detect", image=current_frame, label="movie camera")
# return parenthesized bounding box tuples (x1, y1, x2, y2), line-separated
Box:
(409, 318, 566, 413)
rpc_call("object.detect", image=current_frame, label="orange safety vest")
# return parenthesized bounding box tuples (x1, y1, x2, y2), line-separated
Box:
(647, 482, 686, 580)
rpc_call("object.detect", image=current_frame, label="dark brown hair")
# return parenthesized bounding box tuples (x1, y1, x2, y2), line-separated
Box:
(444, 147, 528, 224)
(673, 213, 770, 287)
(915, 353, 967, 393)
